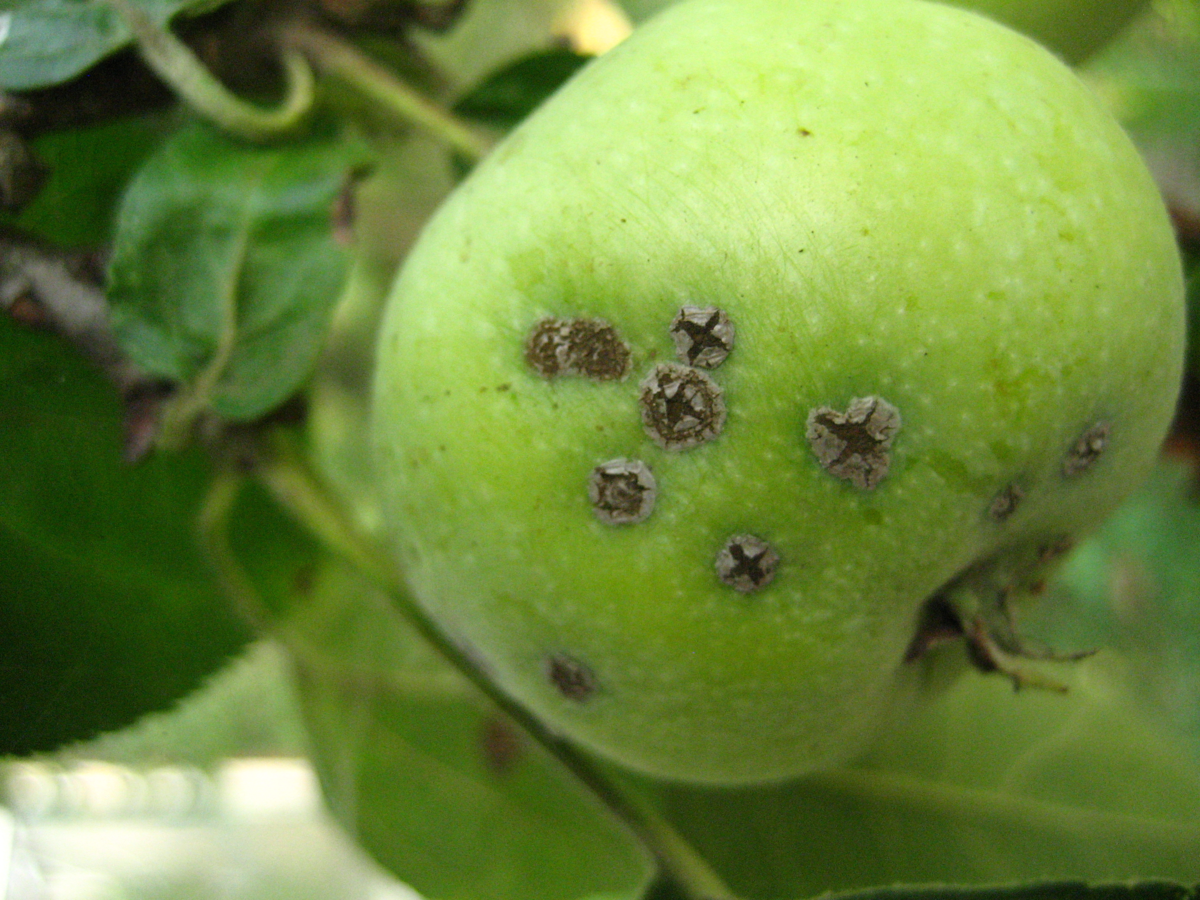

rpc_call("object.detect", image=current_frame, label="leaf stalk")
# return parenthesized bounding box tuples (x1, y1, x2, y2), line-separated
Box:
(281, 23, 492, 163)
(102, 0, 314, 141)
(195, 469, 271, 632)
(254, 430, 739, 900)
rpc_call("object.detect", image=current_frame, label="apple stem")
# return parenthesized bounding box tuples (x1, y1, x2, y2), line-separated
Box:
(281, 23, 494, 164)
(221, 429, 741, 900)
(102, 0, 315, 142)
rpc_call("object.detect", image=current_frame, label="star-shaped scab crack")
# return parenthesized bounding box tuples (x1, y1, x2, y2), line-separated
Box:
(670, 305, 735, 368)
(588, 458, 657, 524)
(806, 396, 901, 490)
(639, 362, 726, 450)
(715, 534, 780, 592)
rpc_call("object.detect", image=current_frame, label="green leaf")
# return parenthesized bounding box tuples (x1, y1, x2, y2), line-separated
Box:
(3, 113, 170, 248)
(288, 557, 654, 900)
(0, 314, 324, 755)
(1079, 6, 1200, 373)
(644, 882, 1200, 900)
(71, 639, 308, 766)
(615, 0, 675, 24)
(1082, 4, 1200, 216)
(826, 884, 1199, 900)
(410, 0, 583, 92)
(1027, 459, 1200, 754)
(0, 0, 234, 90)
(637, 655, 1200, 900)
(0, 317, 247, 754)
(107, 119, 361, 428)
(453, 47, 591, 131)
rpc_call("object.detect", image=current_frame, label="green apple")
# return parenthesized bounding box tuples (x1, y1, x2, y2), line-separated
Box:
(371, 0, 1184, 784)
(623, 0, 1148, 64)
(947, 0, 1150, 63)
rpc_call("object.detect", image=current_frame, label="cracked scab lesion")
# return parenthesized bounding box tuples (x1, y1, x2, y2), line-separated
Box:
(988, 483, 1024, 522)
(639, 362, 727, 450)
(1063, 422, 1109, 477)
(670, 305, 735, 368)
(806, 396, 901, 489)
(715, 534, 780, 592)
(524, 316, 631, 381)
(589, 458, 657, 525)
(547, 653, 596, 701)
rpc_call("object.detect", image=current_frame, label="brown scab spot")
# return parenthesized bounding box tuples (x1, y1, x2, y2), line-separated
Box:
(589, 458, 657, 525)
(1063, 422, 1109, 477)
(524, 317, 631, 381)
(670, 305, 735, 368)
(547, 654, 596, 701)
(806, 396, 901, 489)
(480, 715, 523, 775)
(988, 483, 1024, 522)
(715, 534, 780, 593)
(639, 362, 726, 450)
(1039, 535, 1075, 564)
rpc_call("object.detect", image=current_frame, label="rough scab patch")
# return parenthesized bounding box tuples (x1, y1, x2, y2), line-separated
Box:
(547, 654, 596, 701)
(1063, 422, 1109, 477)
(639, 362, 726, 450)
(480, 715, 523, 775)
(1039, 535, 1075, 563)
(589, 458, 657, 525)
(524, 316, 631, 381)
(806, 396, 901, 489)
(715, 534, 780, 593)
(988, 483, 1024, 522)
(670, 305, 735, 368)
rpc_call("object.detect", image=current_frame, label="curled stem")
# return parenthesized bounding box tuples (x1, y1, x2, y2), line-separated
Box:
(103, 0, 314, 141)
(255, 431, 738, 900)
(281, 22, 492, 162)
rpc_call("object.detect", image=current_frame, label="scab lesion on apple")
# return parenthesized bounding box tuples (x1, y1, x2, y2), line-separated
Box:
(987, 482, 1025, 522)
(805, 395, 902, 489)
(523, 316, 631, 380)
(669, 305, 736, 368)
(1062, 421, 1110, 477)
(715, 534, 781, 593)
(638, 362, 727, 450)
(547, 652, 597, 701)
(588, 458, 658, 525)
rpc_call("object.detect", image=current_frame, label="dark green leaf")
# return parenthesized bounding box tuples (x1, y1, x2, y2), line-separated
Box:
(0, 317, 244, 754)
(3, 113, 170, 247)
(108, 119, 362, 426)
(0, 0, 234, 90)
(73, 640, 308, 766)
(638, 652, 1200, 899)
(0, 315, 322, 755)
(289, 558, 653, 900)
(454, 48, 591, 131)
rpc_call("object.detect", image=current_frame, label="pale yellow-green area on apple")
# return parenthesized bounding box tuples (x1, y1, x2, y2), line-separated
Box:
(371, 0, 1184, 784)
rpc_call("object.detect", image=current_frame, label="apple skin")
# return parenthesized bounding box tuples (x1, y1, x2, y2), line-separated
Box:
(371, 0, 1184, 784)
